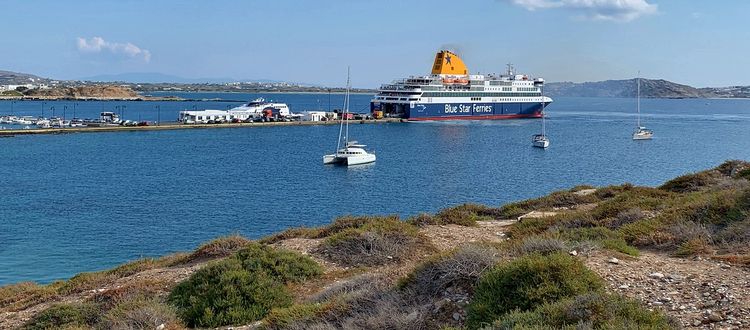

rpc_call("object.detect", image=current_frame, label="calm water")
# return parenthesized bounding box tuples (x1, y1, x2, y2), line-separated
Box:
(2, 94, 750, 285)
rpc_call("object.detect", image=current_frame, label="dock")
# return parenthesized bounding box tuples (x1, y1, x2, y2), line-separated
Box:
(0, 118, 405, 136)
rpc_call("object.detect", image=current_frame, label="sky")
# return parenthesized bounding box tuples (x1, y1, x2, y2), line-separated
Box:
(2, 0, 749, 88)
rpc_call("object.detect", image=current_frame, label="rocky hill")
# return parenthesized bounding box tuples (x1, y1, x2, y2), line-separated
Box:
(2, 161, 749, 329)
(545, 78, 719, 98)
(22, 85, 139, 99)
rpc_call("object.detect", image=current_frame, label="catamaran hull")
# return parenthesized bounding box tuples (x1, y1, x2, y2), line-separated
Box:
(371, 101, 549, 121)
(323, 154, 376, 166)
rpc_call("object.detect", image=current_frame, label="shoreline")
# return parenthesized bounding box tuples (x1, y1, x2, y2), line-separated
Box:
(0, 118, 404, 136)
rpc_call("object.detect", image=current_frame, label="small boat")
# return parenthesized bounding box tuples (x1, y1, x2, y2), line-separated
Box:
(323, 68, 376, 166)
(632, 72, 653, 140)
(532, 85, 550, 149)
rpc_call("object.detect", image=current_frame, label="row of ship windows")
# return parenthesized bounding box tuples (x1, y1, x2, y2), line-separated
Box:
(422, 92, 542, 97)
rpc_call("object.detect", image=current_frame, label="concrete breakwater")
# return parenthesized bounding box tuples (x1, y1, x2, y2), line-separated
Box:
(0, 118, 404, 136)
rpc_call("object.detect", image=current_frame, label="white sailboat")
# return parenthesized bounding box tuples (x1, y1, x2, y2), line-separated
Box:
(633, 72, 653, 140)
(323, 68, 376, 166)
(532, 86, 550, 148)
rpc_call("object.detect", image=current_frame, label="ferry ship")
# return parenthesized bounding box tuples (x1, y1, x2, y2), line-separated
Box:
(370, 50, 552, 121)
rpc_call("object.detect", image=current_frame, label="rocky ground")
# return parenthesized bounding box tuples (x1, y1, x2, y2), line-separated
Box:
(586, 251, 750, 329)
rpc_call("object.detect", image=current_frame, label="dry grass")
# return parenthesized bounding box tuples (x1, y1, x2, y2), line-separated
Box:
(399, 244, 501, 298)
(313, 217, 435, 267)
(0, 282, 61, 313)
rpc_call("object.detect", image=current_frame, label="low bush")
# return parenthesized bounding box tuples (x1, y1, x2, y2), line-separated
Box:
(660, 171, 720, 193)
(266, 284, 429, 330)
(498, 189, 602, 219)
(558, 227, 639, 256)
(314, 217, 432, 267)
(489, 292, 676, 329)
(407, 204, 504, 227)
(23, 302, 101, 330)
(182, 234, 251, 263)
(169, 258, 291, 328)
(607, 207, 646, 229)
(259, 215, 400, 244)
(102, 297, 183, 329)
(168, 243, 322, 328)
(89, 278, 175, 309)
(465, 253, 603, 329)
(309, 273, 388, 303)
(434, 204, 505, 225)
(399, 244, 501, 298)
(59, 257, 168, 295)
(589, 187, 673, 220)
(513, 237, 568, 256)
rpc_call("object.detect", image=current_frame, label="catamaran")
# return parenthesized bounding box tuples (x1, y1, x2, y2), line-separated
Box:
(323, 68, 376, 166)
(632, 72, 653, 140)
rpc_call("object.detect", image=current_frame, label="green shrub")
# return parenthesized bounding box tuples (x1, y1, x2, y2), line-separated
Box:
(407, 204, 504, 227)
(737, 168, 750, 180)
(234, 243, 323, 283)
(465, 253, 603, 329)
(169, 258, 291, 327)
(24, 302, 101, 330)
(489, 293, 676, 330)
(168, 243, 322, 328)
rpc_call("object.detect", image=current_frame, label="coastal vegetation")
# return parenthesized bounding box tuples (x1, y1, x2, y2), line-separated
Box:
(3, 160, 750, 329)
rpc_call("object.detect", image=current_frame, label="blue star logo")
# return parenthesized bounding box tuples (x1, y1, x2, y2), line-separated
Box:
(445, 54, 452, 65)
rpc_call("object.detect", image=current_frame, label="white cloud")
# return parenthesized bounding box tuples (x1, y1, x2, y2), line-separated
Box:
(504, 0, 658, 22)
(76, 37, 151, 62)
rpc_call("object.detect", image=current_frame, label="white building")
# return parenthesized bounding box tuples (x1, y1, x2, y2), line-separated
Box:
(305, 111, 328, 122)
(178, 110, 232, 123)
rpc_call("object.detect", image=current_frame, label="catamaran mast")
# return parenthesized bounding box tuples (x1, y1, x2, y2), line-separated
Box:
(541, 85, 546, 136)
(344, 67, 350, 147)
(637, 71, 641, 128)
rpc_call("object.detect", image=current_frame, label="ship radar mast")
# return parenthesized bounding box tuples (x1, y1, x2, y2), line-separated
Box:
(506, 63, 515, 76)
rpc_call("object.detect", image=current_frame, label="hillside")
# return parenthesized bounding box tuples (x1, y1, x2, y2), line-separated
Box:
(545, 78, 719, 98)
(0, 70, 52, 85)
(2, 161, 749, 329)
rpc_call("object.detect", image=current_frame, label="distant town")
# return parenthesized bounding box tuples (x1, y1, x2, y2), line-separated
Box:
(2, 69, 750, 100)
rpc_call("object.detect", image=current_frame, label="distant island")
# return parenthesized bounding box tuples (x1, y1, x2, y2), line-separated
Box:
(545, 79, 750, 99)
(3, 69, 750, 99)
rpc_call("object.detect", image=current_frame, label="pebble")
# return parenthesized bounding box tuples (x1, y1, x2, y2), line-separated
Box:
(708, 312, 723, 322)
(649, 272, 665, 279)
(570, 250, 578, 256)
(608, 257, 620, 264)
(453, 312, 461, 321)
(619, 284, 629, 289)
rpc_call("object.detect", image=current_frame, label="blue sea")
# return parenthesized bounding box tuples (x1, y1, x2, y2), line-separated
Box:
(2, 94, 750, 285)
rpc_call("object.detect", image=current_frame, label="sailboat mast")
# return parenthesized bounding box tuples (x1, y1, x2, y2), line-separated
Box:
(636, 71, 641, 127)
(541, 85, 546, 135)
(344, 66, 350, 146)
